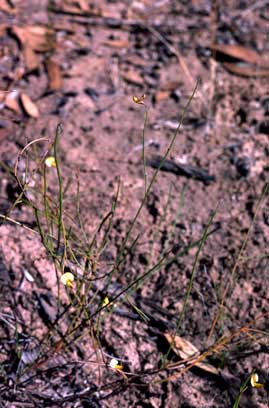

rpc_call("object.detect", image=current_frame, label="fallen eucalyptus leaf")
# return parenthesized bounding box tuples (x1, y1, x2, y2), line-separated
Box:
(165, 332, 219, 376)
(155, 90, 170, 102)
(77, 0, 89, 11)
(23, 44, 40, 71)
(46, 59, 63, 91)
(222, 62, 269, 77)
(0, 1, 15, 13)
(121, 69, 144, 86)
(5, 90, 20, 113)
(103, 39, 130, 48)
(20, 93, 39, 118)
(12, 25, 55, 52)
(210, 43, 262, 65)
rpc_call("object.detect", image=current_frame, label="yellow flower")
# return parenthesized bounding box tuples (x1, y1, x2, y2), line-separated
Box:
(133, 94, 146, 105)
(61, 272, 74, 288)
(102, 296, 110, 307)
(109, 358, 123, 370)
(45, 156, 56, 167)
(250, 373, 263, 388)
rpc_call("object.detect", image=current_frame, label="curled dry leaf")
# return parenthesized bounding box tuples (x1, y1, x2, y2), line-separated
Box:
(210, 43, 262, 65)
(155, 90, 170, 103)
(13, 66, 25, 82)
(5, 90, 20, 113)
(164, 332, 219, 376)
(210, 43, 269, 77)
(0, 1, 15, 13)
(46, 59, 63, 91)
(23, 44, 40, 71)
(103, 39, 130, 49)
(12, 25, 51, 71)
(121, 69, 144, 86)
(20, 93, 39, 118)
(125, 55, 148, 67)
(222, 62, 269, 77)
(56, 1, 100, 16)
(77, 0, 89, 11)
(161, 81, 181, 92)
(28, 26, 55, 52)
(12, 25, 55, 52)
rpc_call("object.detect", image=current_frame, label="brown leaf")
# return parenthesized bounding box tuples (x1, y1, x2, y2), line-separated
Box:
(210, 43, 262, 65)
(0, 1, 15, 13)
(165, 332, 199, 358)
(57, 2, 100, 16)
(103, 39, 130, 49)
(77, 0, 89, 11)
(161, 81, 181, 92)
(155, 90, 170, 102)
(165, 333, 219, 376)
(121, 70, 144, 86)
(13, 66, 25, 81)
(12, 26, 55, 52)
(27, 26, 55, 52)
(56, 4, 82, 14)
(20, 93, 39, 118)
(222, 62, 269, 77)
(12, 26, 26, 45)
(125, 55, 148, 67)
(23, 44, 40, 71)
(5, 91, 20, 113)
(46, 59, 63, 91)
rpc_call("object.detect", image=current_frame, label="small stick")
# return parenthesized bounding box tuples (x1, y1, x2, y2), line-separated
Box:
(146, 26, 195, 89)
(233, 0, 269, 17)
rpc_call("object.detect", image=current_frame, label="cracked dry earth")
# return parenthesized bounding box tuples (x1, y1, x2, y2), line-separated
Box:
(1, 1, 269, 407)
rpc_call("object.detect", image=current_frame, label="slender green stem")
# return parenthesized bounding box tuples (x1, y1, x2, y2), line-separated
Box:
(163, 203, 219, 365)
(233, 371, 254, 408)
(114, 80, 200, 272)
(53, 124, 64, 252)
(142, 106, 148, 195)
(66, 222, 218, 346)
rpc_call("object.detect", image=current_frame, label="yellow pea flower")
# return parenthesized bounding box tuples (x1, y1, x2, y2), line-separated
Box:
(250, 373, 263, 388)
(61, 272, 74, 288)
(45, 156, 56, 167)
(133, 94, 146, 105)
(109, 358, 123, 370)
(102, 296, 110, 307)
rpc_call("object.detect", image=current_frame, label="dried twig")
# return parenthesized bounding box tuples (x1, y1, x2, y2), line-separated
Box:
(146, 25, 195, 88)
(51, 9, 202, 33)
(233, 0, 269, 17)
